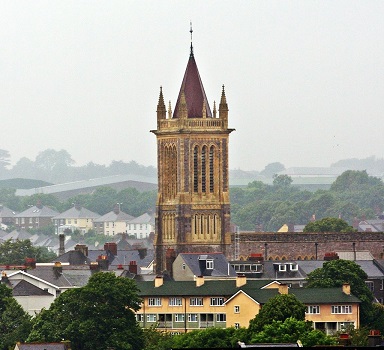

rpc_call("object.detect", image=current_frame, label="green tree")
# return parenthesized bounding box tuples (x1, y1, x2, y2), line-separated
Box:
(248, 294, 306, 333)
(331, 170, 382, 192)
(306, 259, 375, 327)
(0, 284, 32, 350)
(272, 174, 293, 188)
(303, 217, 356, 233)
(27, 272, 144, 350)
(250, 318, 336, 347)
(260, 162, 285, 178)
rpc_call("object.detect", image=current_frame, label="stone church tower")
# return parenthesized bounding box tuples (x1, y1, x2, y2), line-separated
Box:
(151, 38, 234, 274)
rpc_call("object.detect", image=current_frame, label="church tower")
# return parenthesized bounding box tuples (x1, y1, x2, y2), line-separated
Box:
(151, 30, 234, 274)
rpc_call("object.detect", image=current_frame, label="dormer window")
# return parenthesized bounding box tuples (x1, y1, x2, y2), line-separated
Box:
(278, 264, 287, 272)
(290, 263, 298, 271)
(206, 259, 214, 269)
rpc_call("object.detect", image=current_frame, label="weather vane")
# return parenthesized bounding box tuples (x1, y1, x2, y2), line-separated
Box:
(190, 21, 194, 57)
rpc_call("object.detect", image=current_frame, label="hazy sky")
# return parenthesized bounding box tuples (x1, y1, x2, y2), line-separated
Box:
(1, 1, 383, 171)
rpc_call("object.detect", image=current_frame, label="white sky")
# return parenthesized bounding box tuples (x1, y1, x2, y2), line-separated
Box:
(1, 1, 383, 171)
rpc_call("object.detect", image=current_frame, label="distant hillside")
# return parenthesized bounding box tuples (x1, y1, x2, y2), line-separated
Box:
(0, 178, 52, 189)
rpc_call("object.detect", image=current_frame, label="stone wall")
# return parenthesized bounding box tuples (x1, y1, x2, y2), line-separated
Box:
(231, 231, 384, 260)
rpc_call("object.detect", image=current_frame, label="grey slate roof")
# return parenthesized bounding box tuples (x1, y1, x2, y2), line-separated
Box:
(14, 205, 59, 218)
(52, 206, 100, 220)
(94, 210, 134, 223)
(0, 205, 17, 217)
(12, 279, 54, 296)
(127, 212, 155, 225)
(15, 343, 66, 350)
(179, 253, 237, 277)
(2, 229, 32, 241)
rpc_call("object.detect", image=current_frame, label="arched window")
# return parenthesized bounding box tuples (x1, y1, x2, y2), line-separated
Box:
(201, 146, 207, 192)
(193, 146, 198, 192)
(209, 146, 214, 192)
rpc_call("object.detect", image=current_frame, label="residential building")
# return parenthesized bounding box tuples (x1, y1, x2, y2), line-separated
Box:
(14, 201, 59, 230)
(135, 276, 360, 334)
(151, 34, 234, 273)
(52, 203, 100, 234)
(126, 213, 154, 239)
(93, 204, 133, 236)
(0, 204, 17, 227)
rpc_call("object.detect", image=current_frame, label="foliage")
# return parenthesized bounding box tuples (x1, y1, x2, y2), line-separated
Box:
(250, 317, 336, 347)
(272, 174, 293, 188)
(335, 324, 369, 346)
(27, 272, 144, 350)
(260, 162, 285, 177)
(171, 327, 248, 349)
(306, 259, 375, 327)
(0, 239, 57, 265)
(303, 217, 356, 233)
(142, 325, 174, 350)
(330, 170, 382, 192)
(0, 284, 32, 350)
(248, 294, 306, 333)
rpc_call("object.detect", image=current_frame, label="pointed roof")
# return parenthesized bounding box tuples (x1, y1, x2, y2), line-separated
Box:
(173, 51, 212, 119)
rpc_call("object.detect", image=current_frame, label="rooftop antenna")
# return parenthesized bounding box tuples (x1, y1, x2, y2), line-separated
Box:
(190, 21, 194, 57)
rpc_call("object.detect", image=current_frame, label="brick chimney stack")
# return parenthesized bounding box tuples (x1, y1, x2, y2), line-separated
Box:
(59, 234, 65, 256)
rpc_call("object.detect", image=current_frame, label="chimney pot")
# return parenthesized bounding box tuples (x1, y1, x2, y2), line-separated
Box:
(155, 275, 163, 287)
(196, 275, 204, 287)
(278, 283, 289, 295)
(236, 274, 247, 287)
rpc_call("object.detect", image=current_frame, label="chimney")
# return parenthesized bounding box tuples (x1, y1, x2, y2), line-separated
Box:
(97, 255, 109, 270)
(36, 199, 43, 209)
(59, 234, 65, 256)
(138, 248, 147, 260)
(75, 244, 88, 257)
(310, 214, 316, 222)
(155, 275, 163, 287)
(324, 252, 339, 261)
(278, 283, 289, 295)
(24, 257, 36, 269)
(236, 274, 247, 287)
(342, 283, 351, 295)
(196, 275, 204, 287)
(353, 217, 359, 229)
(128, 260, 138, 275)
(113, 204, 120, 214)
(1, 271, 9, 284)
(104, 242, 118, 256)
(53, 261, 63, 277)
(74, 202, 81, 211)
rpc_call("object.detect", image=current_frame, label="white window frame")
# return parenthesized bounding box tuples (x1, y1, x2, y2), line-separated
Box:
(381, 279, 384, 291)
(234, 323, 240, 329)
(331, 305, 352, 314)
(174, 314, 185, 322)
(136, 314, 143, 322)
(365, 281, 374, 292)
(234, 305, 240, 313)
(210, 297, 224, 306)
(278, 264, 287, 272)
(306, 305, 320, 314)
(169, 297, 182, 306)
(147, 314, 157, 322)
(148, 297, 162, 306)
(188, 313, 198, 322)
(190, 297, 203, 306)
(216, 313, 226, 322)
(206, 259, 214, 269)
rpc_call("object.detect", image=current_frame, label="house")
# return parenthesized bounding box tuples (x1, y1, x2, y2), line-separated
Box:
(0, 204, 17, 227)
(93, 204, 133, 236)
(1, 229, 32, 241)
(14, 201, 59, 230)
(126, 213, 155, 239)
(357, 219, 384, 232)
(52, 203, 100, 234)
(135, 276, 360, 334)
(173, 252, 237, 281)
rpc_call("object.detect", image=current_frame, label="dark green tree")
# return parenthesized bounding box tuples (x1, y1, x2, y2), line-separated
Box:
(303, 217, 356, 233)
(306, 259, 375, 327)
(0, 284, 32, 350)
(27, 272, 144, 350)
(260, 162, 285, 178)
(248, 294, 306, 333)
(272, 174, 293, 188)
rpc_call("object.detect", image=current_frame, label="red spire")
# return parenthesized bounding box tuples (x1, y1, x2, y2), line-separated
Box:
(173, 54, 212, 119)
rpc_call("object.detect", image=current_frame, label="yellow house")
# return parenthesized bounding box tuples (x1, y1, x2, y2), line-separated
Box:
(135, 276, 360, 334)
(93, 205, 134, 236)
(52, 204, 100, 234)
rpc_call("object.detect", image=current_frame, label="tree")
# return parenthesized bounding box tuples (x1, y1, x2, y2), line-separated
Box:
(272, 174, 293, 188)
(0, 149, 10, 176)
(260, 162, 285, 178)
(331, 170, 382, 192)
(27, 272, 144, 350)
(250, 317, 335, 347)
(306, 259, 375, 327)
(248, 294, 306, 334)
(303, 217, 356, 233)
(0, 284, 32, 350)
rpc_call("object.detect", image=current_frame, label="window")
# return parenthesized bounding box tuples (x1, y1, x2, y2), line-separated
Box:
(136, 314, 143, 322)
(365, 281, 374, 292)
(193, 146, 198, 192)
(278, 264, 287, 272)
(381, 280, 384, 291)
(201, 146, 206, 192)
(148, 297, 162, 306)
(147, 314, 157, 322)
(306, 305, 320, 314)
(169, 297, 182, 306)
(182, 263, 186, 270)
(206, 259, 214, 269)
(234, 323, 240, 329)
(234, 305, 240, 313)
(106, 222, 109, 227)
(188, 314, 198, 322)
(190, 297, 203, 306)
(331, 305, 352, 314)
(174, 314, 185, 322)
(210, 297, 224, 306)
(29, 218, 33, 224)
(21, 218, 25, 224)
(209, 146, 214, 192)
(74, 219, 77, 224)
(216, 313, 226, 322)
(15, 218, 19, 224)
(68, 219, 71, 224)
(35, 217, 39, 223)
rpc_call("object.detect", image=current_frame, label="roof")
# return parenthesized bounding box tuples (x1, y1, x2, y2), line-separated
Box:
(15, 343, 67, 350)
(127, 213, 155, 225)
(177, 253, 237, 278)
(0, 205, 17, 217)
(94, 209, 134, 223)
(52, 206, 100, 219)
(14, 205, 59, 218)
(289, 288, 360, 304)
(12, 279, 54, 296)
(173, 51, 212, 119)
(2, 229, 32, 241)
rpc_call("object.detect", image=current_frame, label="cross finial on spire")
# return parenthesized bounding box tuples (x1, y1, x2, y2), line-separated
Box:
(190, 21, 194, 57)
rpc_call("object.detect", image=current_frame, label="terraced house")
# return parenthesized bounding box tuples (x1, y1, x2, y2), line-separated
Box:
(135, 276, 360, 334)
